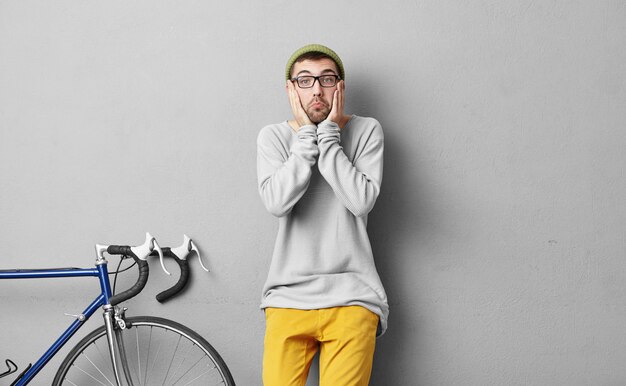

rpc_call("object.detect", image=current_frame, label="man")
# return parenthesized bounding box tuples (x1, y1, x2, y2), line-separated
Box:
(257, 44, 388, 386)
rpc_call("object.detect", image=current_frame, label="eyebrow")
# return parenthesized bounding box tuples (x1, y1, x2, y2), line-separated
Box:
(295, 69, 338, 77)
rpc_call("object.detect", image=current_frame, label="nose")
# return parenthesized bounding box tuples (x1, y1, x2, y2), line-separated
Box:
(311, 78, 323, 96)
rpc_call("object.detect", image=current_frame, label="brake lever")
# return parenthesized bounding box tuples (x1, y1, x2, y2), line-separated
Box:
(170, 234, 209, 272)
(130, 232, 169, 275)
(153, 238, 168, 275)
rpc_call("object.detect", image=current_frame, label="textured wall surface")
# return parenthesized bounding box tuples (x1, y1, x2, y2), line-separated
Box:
(0, 1, 625, 385)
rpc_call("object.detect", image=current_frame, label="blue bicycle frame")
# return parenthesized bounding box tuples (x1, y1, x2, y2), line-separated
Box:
(0, 264, 113, 385)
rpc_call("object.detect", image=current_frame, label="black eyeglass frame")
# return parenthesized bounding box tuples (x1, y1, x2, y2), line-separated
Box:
(290, 74, 341, 89)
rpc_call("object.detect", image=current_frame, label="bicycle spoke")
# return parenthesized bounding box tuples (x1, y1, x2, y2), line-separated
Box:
(94, 340, 111, 371)
(171, 349, 209, 385)
(135, 326, 142, 386)
(162, 333, 183, 385)
(143, 326, 153, 385)
(77, 352, 116, 386)
(70, 362, 112, 386)
(168, 338, 197, 383)
(181, 366, 224, 386)
(146, 337, 163, 385)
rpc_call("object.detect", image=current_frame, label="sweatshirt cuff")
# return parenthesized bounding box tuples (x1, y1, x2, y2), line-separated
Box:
(297, 124, 318, 140)
(317, 120, 341, 143)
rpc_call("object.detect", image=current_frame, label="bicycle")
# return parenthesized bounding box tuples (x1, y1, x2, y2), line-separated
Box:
(0, 232, 235, 385)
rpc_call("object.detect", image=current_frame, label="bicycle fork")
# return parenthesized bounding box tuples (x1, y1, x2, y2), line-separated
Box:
(103, 305, 134, 386)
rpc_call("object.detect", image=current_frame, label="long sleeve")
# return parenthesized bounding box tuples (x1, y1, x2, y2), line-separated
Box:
(257, 124, 319, 217)
(316, 118, 383, 217)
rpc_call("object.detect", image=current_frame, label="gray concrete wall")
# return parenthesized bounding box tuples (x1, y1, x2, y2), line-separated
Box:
(1, 1, 625, 385)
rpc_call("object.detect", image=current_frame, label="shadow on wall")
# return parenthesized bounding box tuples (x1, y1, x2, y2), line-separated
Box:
(349, 78, 427, 384)
(305, 74, 429, 385)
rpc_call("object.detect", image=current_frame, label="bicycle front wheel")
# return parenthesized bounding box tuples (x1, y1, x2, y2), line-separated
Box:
(53, 316, 235, 385)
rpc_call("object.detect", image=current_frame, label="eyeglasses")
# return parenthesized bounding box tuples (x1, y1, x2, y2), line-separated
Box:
(290, 74, 340, 89)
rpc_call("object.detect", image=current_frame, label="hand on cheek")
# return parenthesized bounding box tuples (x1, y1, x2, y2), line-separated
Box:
(328, 80, 345, 127)
(287, 81, 314, 129)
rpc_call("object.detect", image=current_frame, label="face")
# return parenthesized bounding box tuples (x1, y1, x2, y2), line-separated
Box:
(290, 58, 340, 124)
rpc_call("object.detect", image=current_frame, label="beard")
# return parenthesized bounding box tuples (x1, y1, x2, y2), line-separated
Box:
(305, 99, 331, 124)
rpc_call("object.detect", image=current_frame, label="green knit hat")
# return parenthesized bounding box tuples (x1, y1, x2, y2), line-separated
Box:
(285, 44, 345, 81)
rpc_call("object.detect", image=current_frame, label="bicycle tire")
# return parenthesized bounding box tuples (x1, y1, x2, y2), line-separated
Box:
(53, 316, 235, 385)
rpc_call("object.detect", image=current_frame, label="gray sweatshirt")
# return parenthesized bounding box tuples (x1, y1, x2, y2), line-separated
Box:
(257, 115, 389, 335)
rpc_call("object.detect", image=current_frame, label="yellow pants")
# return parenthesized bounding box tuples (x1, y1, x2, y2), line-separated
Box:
(263, 306, 379, 386)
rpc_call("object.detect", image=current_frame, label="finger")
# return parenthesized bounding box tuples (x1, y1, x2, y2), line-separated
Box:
(288, 86, 296, 111)
(339, 81, 345, 109)
(288, 87, 301, 121)
(288, 83, 299, 111)
(336, 86, 342, 112)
